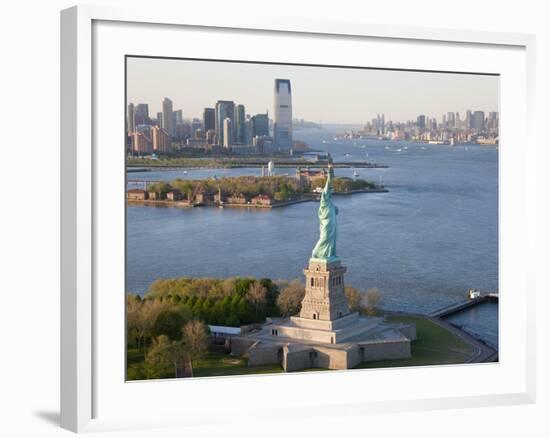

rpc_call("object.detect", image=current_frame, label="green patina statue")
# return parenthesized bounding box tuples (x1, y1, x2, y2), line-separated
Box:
(311, 161, 339, 262)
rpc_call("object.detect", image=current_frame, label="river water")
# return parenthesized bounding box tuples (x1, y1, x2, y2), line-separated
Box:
(126, 126, 499, 348)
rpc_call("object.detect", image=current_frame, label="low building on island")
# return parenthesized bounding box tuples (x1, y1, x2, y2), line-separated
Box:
(127, 188, 148, 200)
(230, 163, 416, 371)
(166, 189, 183, 201)
(251, 194, 273, 206)
(227, 193, 247, 205)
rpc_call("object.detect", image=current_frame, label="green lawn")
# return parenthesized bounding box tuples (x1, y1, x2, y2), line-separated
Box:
(192, 352, 284, 377)
(355, 314, 475, 369)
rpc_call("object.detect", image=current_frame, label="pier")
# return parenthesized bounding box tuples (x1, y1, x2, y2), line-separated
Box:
(429, 290, 498, 319)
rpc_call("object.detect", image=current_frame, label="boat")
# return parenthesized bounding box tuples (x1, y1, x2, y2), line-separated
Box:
(345, 153, 352, 157)
(385, 146, 391, 150)
(403, 146, 408, 150)
(396, 148, 402, 152)
(353, 170, 359, 178)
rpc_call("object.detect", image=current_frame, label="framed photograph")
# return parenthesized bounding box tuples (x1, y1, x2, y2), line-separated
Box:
(61, 5, 536, 433)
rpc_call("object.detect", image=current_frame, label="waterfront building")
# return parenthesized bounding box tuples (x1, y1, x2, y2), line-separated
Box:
(235, 104, 246, 144)
(191, 118, 202, 138)
(203, 107, 215, 134)
(223, 118, 233, 148)
(273, 79, 293, 151)
(127, 103, 135, 135)
(215, 100, 235, 146)
(227, 193, 246, 204)
(127, 189, 148, 200)
(151, 126, 171, 154)
(166, 189, 183, 201)
(231, 163, 416, 371)
(251, 194, 273, 206)
(162, 97, 173, 137)
(205, 129, 217, 145)
(131, 131, 152, 154)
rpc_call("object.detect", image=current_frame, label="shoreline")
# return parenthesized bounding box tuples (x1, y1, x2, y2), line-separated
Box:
(127, 188, 389, 210)
(382, 309, 498, 362)
(126, 161, 389, 170)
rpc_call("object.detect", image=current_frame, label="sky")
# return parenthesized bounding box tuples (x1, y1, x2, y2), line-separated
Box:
(126, 57, 499, 125)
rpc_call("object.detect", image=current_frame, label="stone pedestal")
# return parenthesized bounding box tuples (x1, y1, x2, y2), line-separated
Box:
(300, 258, 350, 321)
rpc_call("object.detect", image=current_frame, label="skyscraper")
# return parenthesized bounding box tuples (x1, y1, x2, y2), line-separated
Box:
(417, 115, 426, 130)
(473, 111, 485, 133)
(223, 118, 233, 148)
(235, 104, 246, 144)
(127, 103, 135, 135)
(134, 103, 149, 125)
(203, 108, 215, 133)
(273, 79, 292, 151)
(251, 113, 269, 138)
(156, 112, 163, 128)
(215, 100, 235, 146)
(466, 110, 473, 129)
(162, 98, 173, 138)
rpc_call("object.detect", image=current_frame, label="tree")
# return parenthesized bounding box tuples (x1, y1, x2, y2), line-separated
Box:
(127, 297, 170, 352)
(365, 288, 382, 315)
(181, 320, 209, 362)
(277, 280, 305, 317)
(145, 335, 189, 378)
(246, 281, 268, 320)
(344, 286, 364, 313)
(151, 309, 186, 341)
(236, 297, 254, 325)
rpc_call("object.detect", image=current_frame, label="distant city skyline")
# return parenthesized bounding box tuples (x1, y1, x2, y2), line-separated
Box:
(126, 57, 499, 125)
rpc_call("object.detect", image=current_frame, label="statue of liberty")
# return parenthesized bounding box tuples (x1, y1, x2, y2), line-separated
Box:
(311, 158, 339, 261)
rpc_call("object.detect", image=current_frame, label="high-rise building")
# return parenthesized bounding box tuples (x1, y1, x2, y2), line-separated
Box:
(134, 104, 149, 125)
(127, 103, 135, 135)
(151, 126, 171, 154)
(466, 110, 473, 129)
(173, 110, 183, 129)
(162, 98, 173, 137)
(235, 104, 246, 144)
(191, 119, 202, 137)
(203, 108, 215, 133)
(273, 79, 292, 151)
(156, 112, 163, 128)
(215, 101, 235, 146)
(488, 112, 499, 131)
(250, 113, 269, 138)
(473, 111, 485, 133)
(223, 118, 233, 148)
(132, 131, 152, 154)
(417, 115, 426, 130)
(447, 111, 455, 128)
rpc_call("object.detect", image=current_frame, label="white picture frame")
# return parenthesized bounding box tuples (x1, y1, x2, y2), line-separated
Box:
(61, 5, 536, 433)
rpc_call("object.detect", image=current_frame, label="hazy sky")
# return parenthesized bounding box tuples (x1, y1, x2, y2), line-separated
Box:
(127, 57, 499, 125)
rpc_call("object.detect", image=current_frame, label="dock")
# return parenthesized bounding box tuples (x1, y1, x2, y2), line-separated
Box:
(429, 290, 498, 319)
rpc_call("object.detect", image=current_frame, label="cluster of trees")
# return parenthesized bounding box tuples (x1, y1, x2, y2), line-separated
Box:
(147, 176, 303, 202)
(145, 277, 280, 327)
(126, 298, 210, 380)
(311, 177, 377, 193)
